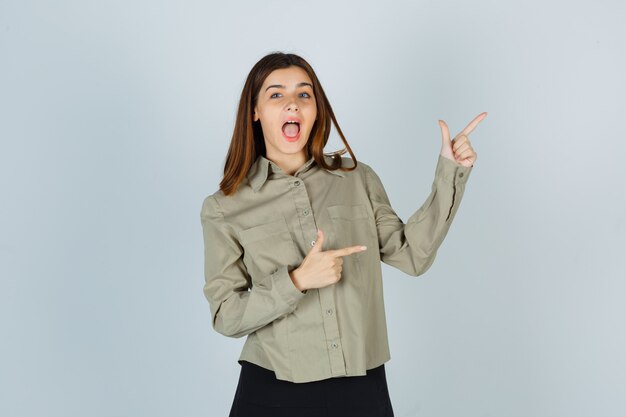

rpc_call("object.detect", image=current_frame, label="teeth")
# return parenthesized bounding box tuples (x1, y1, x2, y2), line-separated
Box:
(286, 121, 299, 124)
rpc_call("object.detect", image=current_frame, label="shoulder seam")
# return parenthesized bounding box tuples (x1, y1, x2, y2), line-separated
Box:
(201, 195, 224, 219)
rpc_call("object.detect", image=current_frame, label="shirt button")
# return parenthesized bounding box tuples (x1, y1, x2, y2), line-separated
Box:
(331, 342, 338, 349)
(459, 172, 464, 177)
(310, 240, 316, 247)
(294, 180, 301, 186)
(326, 308, 333, 315)
(303, 209, 309, 216)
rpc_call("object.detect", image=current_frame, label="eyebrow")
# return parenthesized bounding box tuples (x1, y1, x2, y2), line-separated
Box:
(265, 82, 313, 92)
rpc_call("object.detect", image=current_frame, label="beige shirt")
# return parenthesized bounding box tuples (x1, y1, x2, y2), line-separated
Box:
(200, 153, 472, 383)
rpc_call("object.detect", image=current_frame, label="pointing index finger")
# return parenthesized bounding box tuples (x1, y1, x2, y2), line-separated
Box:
(460, 112, 488, 137)
(329, 245, 368, 258)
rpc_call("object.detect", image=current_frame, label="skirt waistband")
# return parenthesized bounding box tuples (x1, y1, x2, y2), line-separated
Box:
(230, 360, 394, 415)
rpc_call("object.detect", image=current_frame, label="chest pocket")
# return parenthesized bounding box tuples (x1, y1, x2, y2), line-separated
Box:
(327, 204, 377, 259)
(238, 218, 301, 279)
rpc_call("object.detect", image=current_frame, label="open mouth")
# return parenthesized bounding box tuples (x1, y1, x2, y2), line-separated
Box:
(281, 121, 300, 139)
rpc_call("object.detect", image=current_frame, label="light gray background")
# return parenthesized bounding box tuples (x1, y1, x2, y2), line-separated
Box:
(1, 0, 625, 416)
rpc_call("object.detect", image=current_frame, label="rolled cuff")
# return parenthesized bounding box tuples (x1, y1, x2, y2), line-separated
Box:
(434, 154, 472, 185)
(271, 265, 307, 308)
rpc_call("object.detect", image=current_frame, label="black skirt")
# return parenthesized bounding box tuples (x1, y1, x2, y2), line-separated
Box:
(228, 360, 395, 417)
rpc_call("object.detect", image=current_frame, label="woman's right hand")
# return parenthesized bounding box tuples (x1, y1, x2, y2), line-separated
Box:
(289, 229, 367, 292)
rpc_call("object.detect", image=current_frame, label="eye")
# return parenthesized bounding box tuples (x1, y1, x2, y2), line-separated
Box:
(300, 92, 312, 98)
(270, 93, 282, 98)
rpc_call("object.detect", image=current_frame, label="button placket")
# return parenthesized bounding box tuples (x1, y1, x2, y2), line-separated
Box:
(289, 177, 318, 254)
(318, 286, 345, 376)
(288, 173, 346, 376)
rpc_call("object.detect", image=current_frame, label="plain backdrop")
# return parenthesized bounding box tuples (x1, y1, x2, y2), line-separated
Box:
(1, 1, 625, 416)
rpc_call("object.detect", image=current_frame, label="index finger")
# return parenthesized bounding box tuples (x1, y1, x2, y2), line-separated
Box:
(460, 112, 488, 137)
(328, 245, 367, 258)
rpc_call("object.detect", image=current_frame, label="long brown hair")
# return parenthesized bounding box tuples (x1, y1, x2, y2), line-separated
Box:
(219, 51, 358, 196)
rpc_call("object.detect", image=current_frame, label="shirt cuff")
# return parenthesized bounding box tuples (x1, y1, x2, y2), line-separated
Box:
(271, 265, 307, 308)
(434, 154, 472, 185)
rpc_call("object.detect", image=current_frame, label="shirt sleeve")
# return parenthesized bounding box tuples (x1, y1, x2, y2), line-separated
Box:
(364, 154, 472, 277)
(200, 195, 306, 338)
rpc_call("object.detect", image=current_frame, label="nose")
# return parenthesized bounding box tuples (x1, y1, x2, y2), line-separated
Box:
(286, 100, 299, 112)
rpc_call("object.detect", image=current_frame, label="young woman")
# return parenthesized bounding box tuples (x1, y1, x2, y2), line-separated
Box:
(201, 51, 485, 417)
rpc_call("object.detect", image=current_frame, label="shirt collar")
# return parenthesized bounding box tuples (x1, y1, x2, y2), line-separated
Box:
(247, 154, 345, 193)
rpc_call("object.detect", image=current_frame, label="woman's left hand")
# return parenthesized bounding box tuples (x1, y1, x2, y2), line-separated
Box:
(439, 112, 487, 167)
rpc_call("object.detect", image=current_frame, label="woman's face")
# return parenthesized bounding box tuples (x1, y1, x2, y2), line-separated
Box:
(253, 66, 317, 164)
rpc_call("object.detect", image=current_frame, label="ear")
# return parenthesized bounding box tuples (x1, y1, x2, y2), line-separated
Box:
(253, 106, 259, 122)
